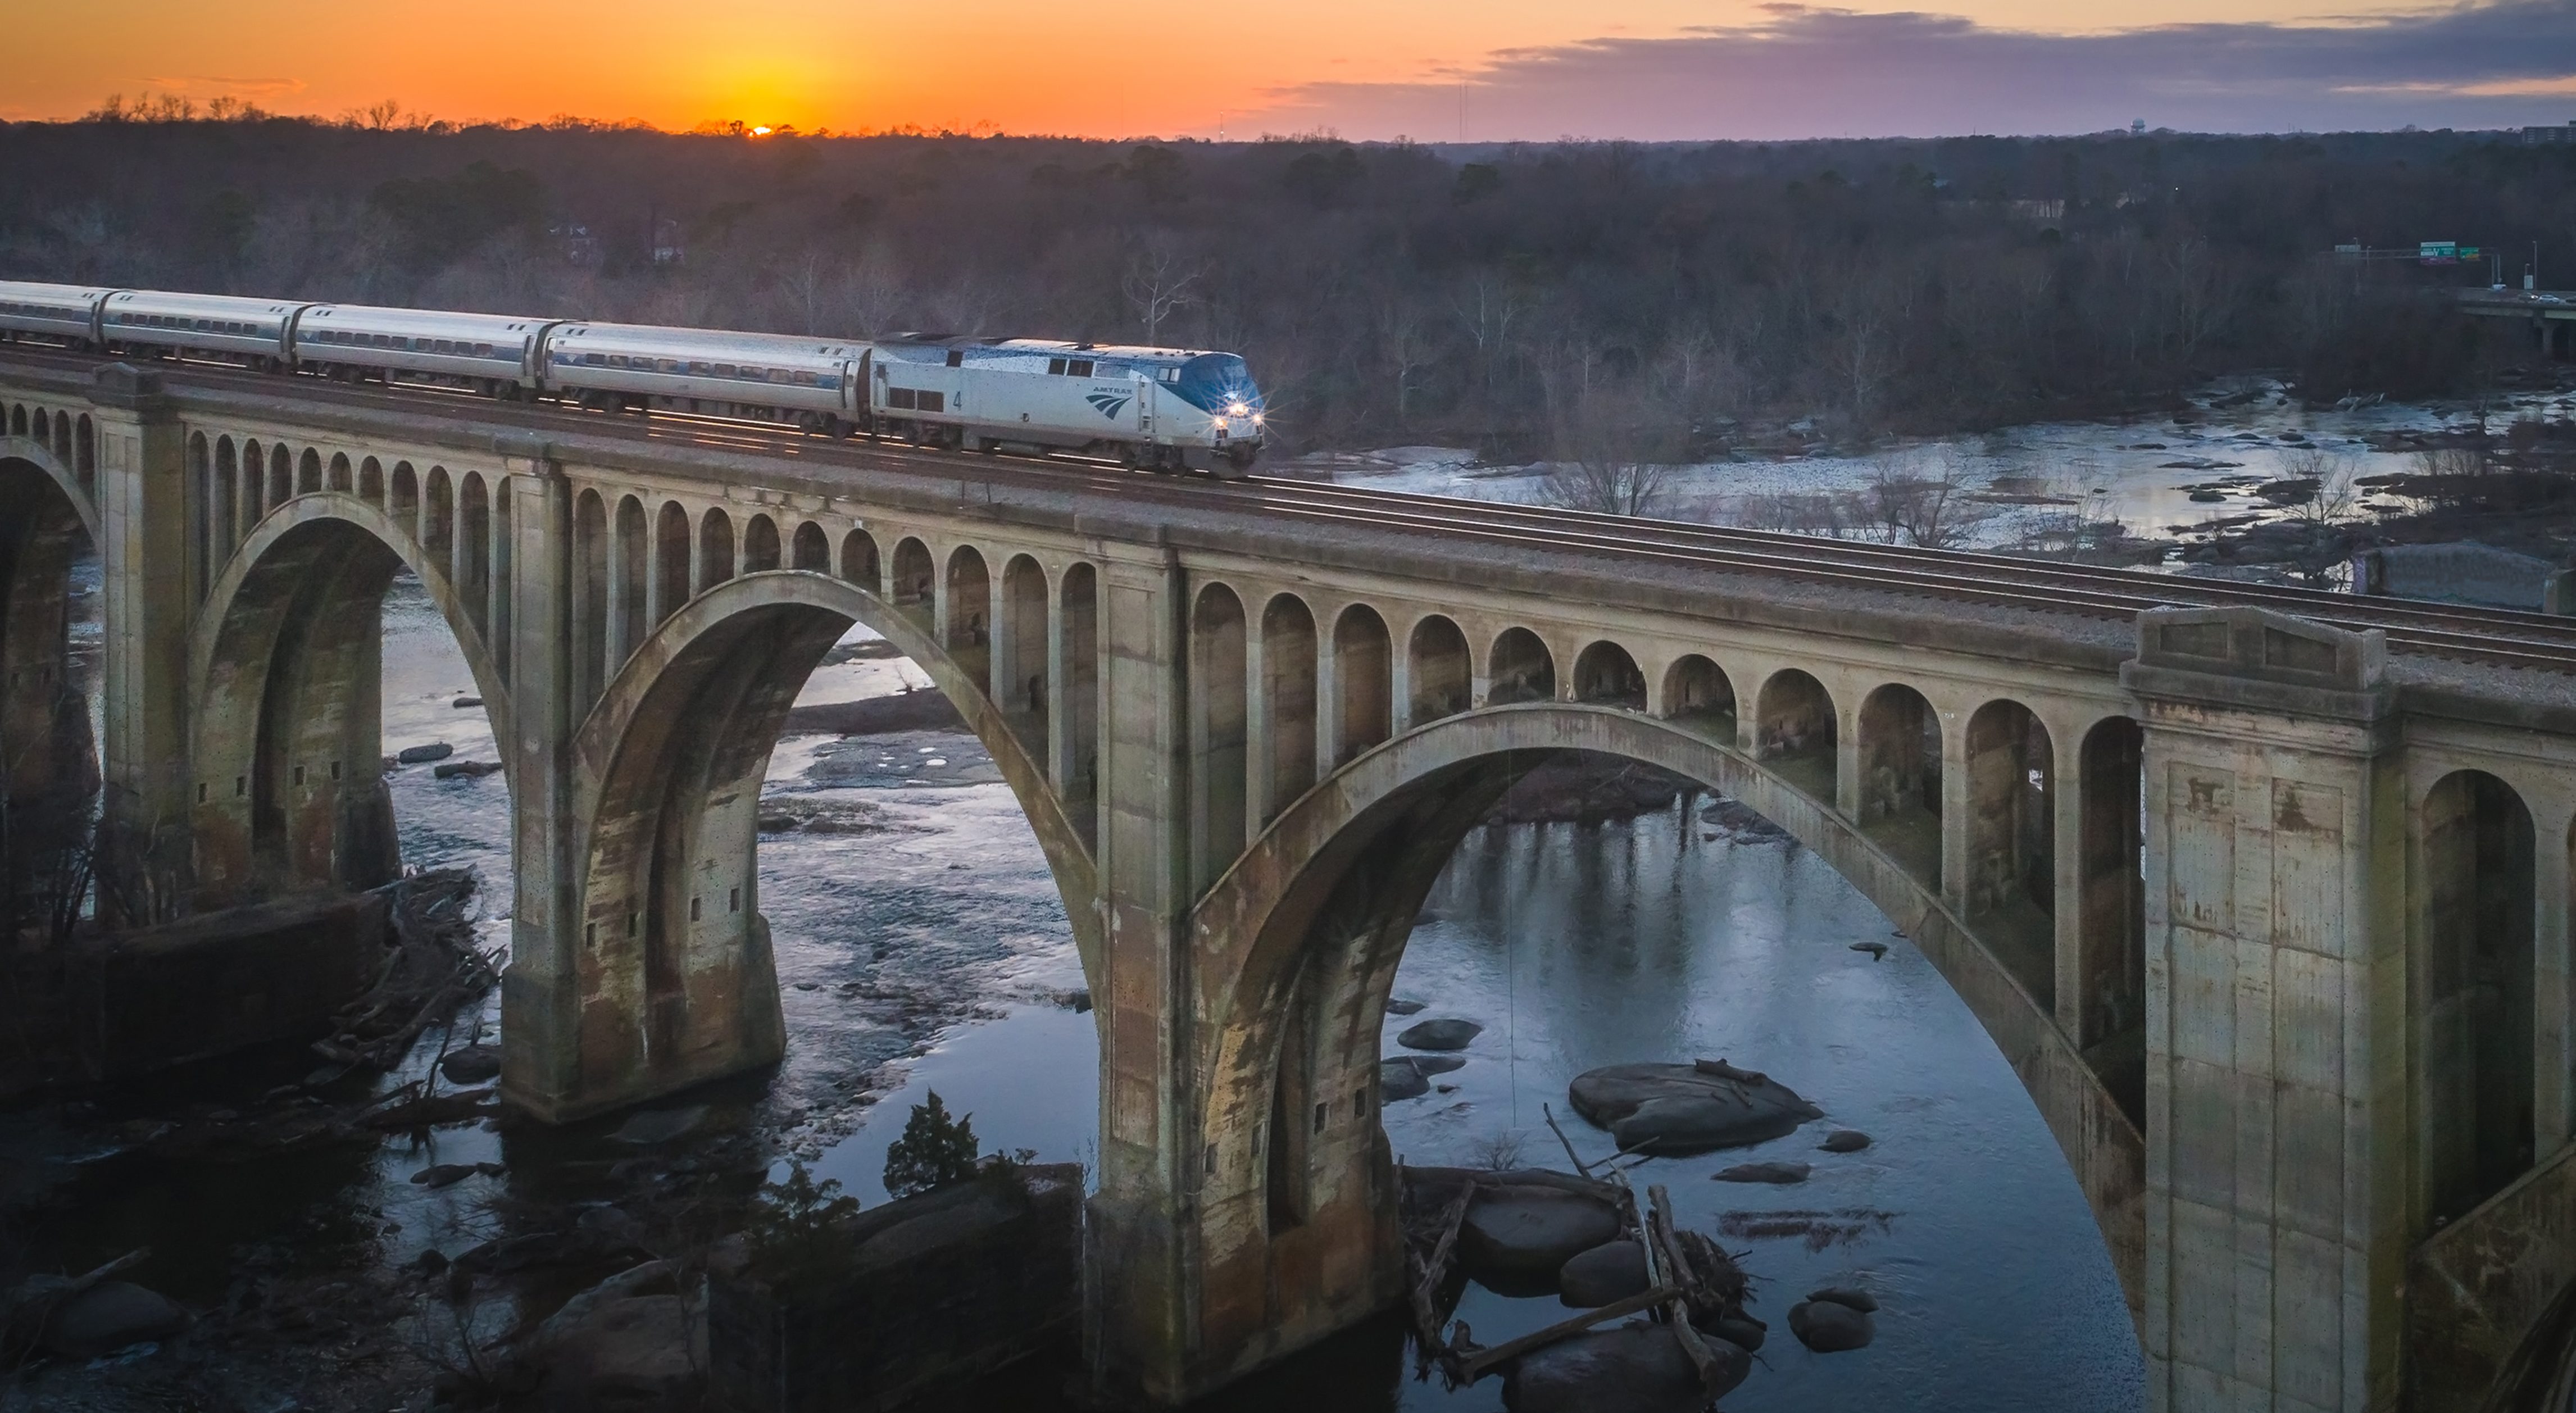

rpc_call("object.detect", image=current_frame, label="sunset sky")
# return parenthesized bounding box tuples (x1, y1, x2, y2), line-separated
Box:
(12, 0, 2575, 140)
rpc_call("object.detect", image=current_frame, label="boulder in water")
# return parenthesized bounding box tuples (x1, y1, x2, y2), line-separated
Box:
(1702, 1311, 1768, 1352)
(1819, 1129, 1872, 1153)
(1557, 1239, 1649, 1308)
(1459, 1182, 1622, 1293)
(45, 1281, 189, 1358)
(1807, 1284, 1879, 1312)
(1385, 997, 1428, 1016)
(1409, 1054, 1466, 1075)
(439, 1043, 502, 1084)
(1503, 1323, 1747, 1412)
(1789, 1297, 1876, 1352)
(1397, 1018, 1483, 1051)
(1712, 1160, 1811, 1184)
(1379, 1058, 1432, 1102)
(1568, 1061, 1823, 1156)
(395, 742, 453, 764)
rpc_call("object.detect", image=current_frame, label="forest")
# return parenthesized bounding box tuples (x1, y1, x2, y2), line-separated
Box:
(1, 106, 2568, 456)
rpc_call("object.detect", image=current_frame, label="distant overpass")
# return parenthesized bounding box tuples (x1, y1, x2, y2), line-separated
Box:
(2458, 287, 2575, 355)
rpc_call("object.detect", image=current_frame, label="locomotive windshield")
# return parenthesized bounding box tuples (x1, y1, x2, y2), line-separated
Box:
(1170, 353, 1262, 415)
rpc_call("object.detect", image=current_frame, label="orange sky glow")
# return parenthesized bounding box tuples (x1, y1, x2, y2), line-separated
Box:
(8, 0, 2475, 139)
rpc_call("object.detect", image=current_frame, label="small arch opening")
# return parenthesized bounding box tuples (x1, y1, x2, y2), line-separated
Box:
(1192, 583, 1250, 890)
(1659, 654, 1735, 737)
(1570, 639, 1645, 709)
(1332, 604, 1391, 765)
(653, 501, 690, 623)
(1408, 615, 1471, 724)
(790, 521, 830, 572)
(298, 447, 323, 496)
(1261, 593, 1318, 820)
(891, 538, 934, 629)
(1755, 668, 1838, 801)
(945, 545, 991, 693)
(1965, 699, 2055, 1008)
(1857, 683, 1942, 885)
(742, 514, 782, 574)
(328, 452, 353, 493)
(2421, 769, 2537, 1224)
(841, 529, 882, 590)
(1485, 627, 1555, 706)
(698, 507, 736, 590)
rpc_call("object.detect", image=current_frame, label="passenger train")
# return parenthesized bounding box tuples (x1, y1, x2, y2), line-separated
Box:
(0, 280, 1267, 474)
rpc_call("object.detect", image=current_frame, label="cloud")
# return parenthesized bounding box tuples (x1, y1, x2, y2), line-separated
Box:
(139, 75, 309, 101)
(1241, 0, 2576, 140)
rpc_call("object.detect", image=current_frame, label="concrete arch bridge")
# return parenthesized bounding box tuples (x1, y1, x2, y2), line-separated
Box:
(6, 357, 2576, 1412)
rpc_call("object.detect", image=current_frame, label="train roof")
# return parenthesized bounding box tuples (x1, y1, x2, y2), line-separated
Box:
(874, 335, 1231, 366)
(0, 280, 119, 306)
(302, 305, 553, 335)
(103, 290, 306, 317)
(551, 322, 867, 360)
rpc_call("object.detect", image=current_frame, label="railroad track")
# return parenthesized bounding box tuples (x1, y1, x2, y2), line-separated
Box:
(8, 347, 2574, 675)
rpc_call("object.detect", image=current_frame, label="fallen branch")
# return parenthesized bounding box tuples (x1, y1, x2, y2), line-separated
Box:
(1648, 1184, 1726, 1390)
(1542, 1102, 1597, 1179)
(1454, 1283, 1680, 1383)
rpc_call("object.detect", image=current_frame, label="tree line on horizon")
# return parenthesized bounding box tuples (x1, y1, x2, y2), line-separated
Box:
(0, 110, 2566, 458)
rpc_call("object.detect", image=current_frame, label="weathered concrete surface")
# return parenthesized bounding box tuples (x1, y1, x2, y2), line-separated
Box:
(706, 1164, 1083, 1412)
(0, 890, 385, 1092)
(8, 358, 2576, 1410)
(2405, 1141, 2576, 1413)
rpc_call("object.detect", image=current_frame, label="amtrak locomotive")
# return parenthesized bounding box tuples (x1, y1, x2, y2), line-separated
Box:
(0, 281, 1267, 474)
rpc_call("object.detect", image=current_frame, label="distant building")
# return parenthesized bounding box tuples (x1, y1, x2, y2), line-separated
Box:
(652, 216, 686, 266)
(550, 222, 601, 267)
(2003, 198, 2065, 223)
(2523, 122, 2576, 146)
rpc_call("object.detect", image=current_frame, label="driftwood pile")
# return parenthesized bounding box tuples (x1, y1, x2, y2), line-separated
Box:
(310, 868, 493, 1074)
(1400, 1102, 1761, 1401)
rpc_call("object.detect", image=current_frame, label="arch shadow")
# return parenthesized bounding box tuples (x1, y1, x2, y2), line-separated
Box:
(1189, 703, 2145, 1359)
(187, 493, 515, 907)
(0, 437, 103, 546)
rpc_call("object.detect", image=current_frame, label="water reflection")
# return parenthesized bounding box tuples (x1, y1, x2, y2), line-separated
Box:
(1375, 802, 2142, 1412)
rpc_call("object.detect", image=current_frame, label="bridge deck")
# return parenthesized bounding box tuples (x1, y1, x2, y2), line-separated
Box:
(6, 346, 2572, 730)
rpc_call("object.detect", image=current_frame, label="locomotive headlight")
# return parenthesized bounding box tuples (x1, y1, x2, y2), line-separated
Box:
(1252, 413, 1265, 426)
(1226, 400, 1250, 416)
(1211, 417, 1228, 432)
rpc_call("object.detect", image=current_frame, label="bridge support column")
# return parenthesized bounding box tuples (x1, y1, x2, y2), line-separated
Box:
(1085, 546, 1199, 1402)
(2124, 608, 2406, 1413)
(494, 443, 589, 1120)
(89, 366, 196, 920)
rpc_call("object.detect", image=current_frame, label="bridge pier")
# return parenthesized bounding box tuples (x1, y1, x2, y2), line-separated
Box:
(2127, 609, 2407, 1412)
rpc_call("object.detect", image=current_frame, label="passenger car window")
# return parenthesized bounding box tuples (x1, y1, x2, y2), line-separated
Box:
(1067, 359, 1094, 378)
(888, 388, 918, 410)
(920, 391, 946, 413)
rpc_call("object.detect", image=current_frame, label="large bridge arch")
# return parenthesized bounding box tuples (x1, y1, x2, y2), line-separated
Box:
(187, 492, 512, 907)
(0, 445, 105, 925)
(528, 566, 1104, 1121)
(1181, 701, 2145, 1378)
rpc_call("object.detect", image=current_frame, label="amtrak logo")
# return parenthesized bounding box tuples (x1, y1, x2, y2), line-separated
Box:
(1085, 390, 1132, 420)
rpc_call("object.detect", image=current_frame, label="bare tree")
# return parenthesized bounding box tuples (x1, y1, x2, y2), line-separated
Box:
(1542, 382, 1685, 517)
(1378, 299, 1434, 425)
(1121, 238, 1201, 347)
(1855, 447, 1994, 549)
